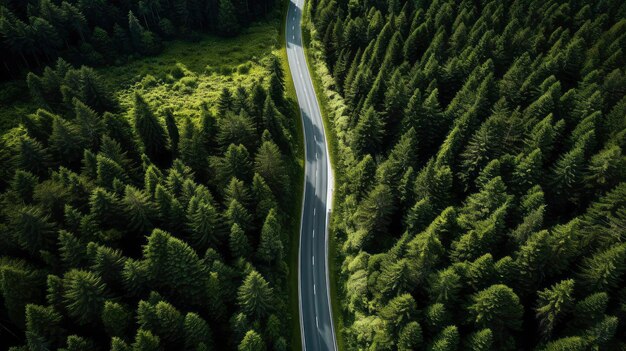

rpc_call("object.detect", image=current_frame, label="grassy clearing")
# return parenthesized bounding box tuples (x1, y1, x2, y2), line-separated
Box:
(301, 7, 346, 351)
(0, 16, 283, 132)
(101, 20, 282, 120)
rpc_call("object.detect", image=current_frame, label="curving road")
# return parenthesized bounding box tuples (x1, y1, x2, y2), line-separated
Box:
(285, 1, 337, 350)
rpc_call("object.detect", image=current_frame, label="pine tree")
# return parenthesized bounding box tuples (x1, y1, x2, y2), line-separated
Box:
(428, 267, 462, 305)
(164, 110, 179, 157)
(183, 312, 212, 350)
(58, 230, 87, 268)
(11, 205, 56, 254)
(189, 201, 223, 251)
(351, 107, 384, 157)
(49, 117, 84, 166)
(238, 330, 265, 351)
(465, 329, 493, 351)
(429, 325, 459, 351)
(143, 229, 209, 307)
(217, 0, 240, 36)
(132, 329, 160, 351)
(102, 301, 132, 338)
(217, 88, 234, 116)
(578, 243, 626, 293)
(398, 322, 423, 351)
(217, 111, 257, 151)
(254, 141, 288, 198)
(24, 303, 64, 347)
(536, 279, 575, 339)
(11, 170, 39, 203)
(355, 184, 395, 237)
(132, 93, 170, 167)
(469, 284, 523, 347)
(137, 300, 184, 346)
(122, 185, 156, 234)
(1, 265, 46, 328)
(230, 223, 251, 259)
(251, 173, 278, 222)
(380, 293, 418, 336)
(237, 271, 273, 320)
(74, 99, 104, 150)
(62, 269, 109, 325)
(257, 209, 284, 266)
(15, 137, 52, 176)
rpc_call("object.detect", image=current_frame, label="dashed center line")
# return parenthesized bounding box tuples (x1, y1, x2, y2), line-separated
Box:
(312, 256, 315, 266)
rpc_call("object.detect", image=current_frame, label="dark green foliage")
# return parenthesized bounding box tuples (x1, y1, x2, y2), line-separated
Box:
(238, 330, 265, 351)
(0, 43, 294, 349)
(102, 301, 132, 338)
(62, 269, 109, 325)
(237, 270, 273, 321)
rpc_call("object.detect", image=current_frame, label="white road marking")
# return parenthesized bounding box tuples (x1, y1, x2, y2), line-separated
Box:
(314, 284, 316, 295)
(316, 316, 319, 328)
(312, 229, 315, 238)
(314, 208, 316, 216)
(293, 35, 295, 40)
(312, 256, 315, 266)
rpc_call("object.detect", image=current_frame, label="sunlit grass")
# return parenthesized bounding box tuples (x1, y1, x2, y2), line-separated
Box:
(102, 20, 282, 121)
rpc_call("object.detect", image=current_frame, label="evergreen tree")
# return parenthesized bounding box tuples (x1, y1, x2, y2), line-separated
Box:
(217, 0, 240, 36)
(536, 279, 575, 339)
(238, 330, 265, 351)
(132, 93, 170, 167)
(62, 269, 109, 325)
(257, 209, 284, 266)
(237, 271, 273, 320)
(351, 107, 384, 157)
(469, 284, 523, 347)
(102, 301, 132, 338)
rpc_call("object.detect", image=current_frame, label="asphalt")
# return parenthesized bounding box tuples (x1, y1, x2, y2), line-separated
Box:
(285, 1, 337, 350)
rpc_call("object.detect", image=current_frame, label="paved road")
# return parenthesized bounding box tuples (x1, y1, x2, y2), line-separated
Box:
(285, 1, 337, 350)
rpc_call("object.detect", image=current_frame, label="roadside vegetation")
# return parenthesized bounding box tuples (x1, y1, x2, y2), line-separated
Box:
(0, 1, 303, 350)
(307, 0, 626, 350)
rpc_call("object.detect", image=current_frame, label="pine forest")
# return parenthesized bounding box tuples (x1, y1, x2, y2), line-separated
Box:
(0, 0, 625, 350)
(306, 0, 626, 349)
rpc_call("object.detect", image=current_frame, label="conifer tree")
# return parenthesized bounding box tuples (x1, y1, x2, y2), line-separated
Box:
(238, 330, 265, 351)
(254, 141, 288, 197)
(536, 279, 575, 339)
(257, 209, 284, 266)
(132, 93, 169, 167)
(102, 301, 132, 338)
(62, 269, 109, 325)
(230, 223, 251, 259)
(469, 284, 523, 347)
(237, 271, 273, 320)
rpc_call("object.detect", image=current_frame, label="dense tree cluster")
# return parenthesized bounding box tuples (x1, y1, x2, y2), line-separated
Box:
(308, 0, 626, 349)
(0, 53, 297, 350)
(0, 0, 277, 79)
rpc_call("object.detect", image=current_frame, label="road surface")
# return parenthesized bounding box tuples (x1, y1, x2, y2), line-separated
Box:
(285, 1, 337, 350)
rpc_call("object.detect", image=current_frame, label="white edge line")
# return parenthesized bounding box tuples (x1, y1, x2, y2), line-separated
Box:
(288, 0, 338, 349)
(297, 12, 339, 350)
(287, 2, 307, 350)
